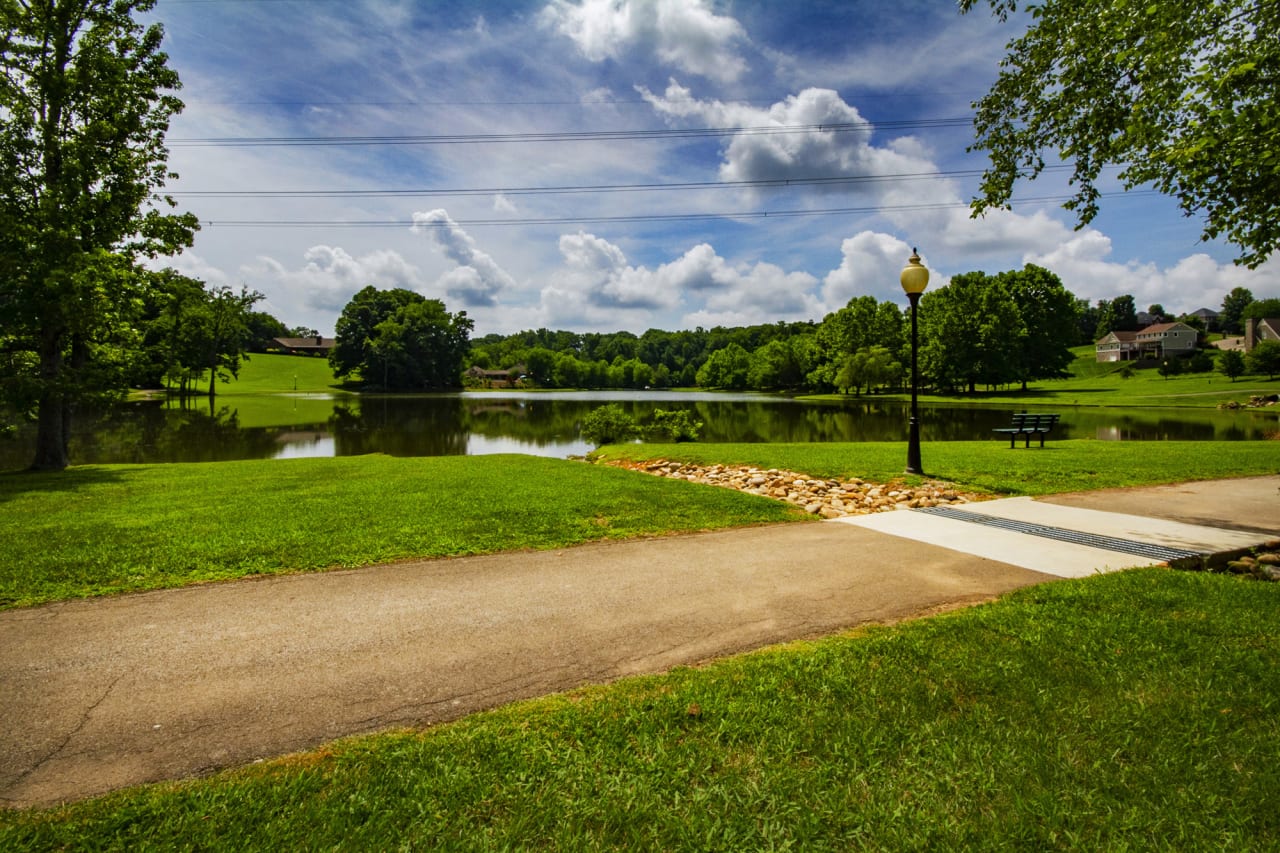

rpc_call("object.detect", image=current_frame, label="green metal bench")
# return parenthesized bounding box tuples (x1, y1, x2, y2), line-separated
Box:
(993, 412, 1061, 448)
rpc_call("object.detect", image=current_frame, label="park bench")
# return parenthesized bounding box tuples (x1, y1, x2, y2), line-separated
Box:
(993, 412, 1061, 448)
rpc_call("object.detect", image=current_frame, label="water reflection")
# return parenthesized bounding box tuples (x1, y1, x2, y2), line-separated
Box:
(1, 391, 1275, 469)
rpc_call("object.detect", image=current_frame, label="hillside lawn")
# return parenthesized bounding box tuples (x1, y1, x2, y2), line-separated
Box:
(195, 348, 1279, 410)
(4, 567, 1278, 849)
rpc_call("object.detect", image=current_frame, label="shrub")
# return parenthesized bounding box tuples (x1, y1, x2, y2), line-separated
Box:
(580, 404, 639, 446)
(643, 409, 703, 443)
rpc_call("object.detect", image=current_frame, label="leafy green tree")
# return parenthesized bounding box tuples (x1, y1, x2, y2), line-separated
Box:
(331, 287, 471, 390)
(188, 286, 261, 400)
(696, 343, 751, 390)
(1220, 287, 1254, 335)
(962, 0, 1280, 268)
(330, 287, 422, 382)
(999, 264, 1079, 389)
(1, 0, 199, 469)
(1217, 349, 1245, 382)
(1243, 298, 1280, 320)
(836, 346, 902, 396)
(1245, 340, 1280, 379)
(643, 409, 702, 442)
(919, 272, 1025, 393)
(244, 312, 289, 352)
(369, 300, 472, 391)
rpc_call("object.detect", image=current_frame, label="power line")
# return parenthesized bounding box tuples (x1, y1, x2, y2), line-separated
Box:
(167, 168, 1029, 199)
(195, 190, 1157, 229)
(169, 117, 972, 147)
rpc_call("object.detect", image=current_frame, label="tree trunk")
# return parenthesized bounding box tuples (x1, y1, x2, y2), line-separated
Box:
(30, 331, 69, 471)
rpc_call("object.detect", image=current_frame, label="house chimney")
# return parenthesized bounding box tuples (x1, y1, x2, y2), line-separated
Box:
(1245, 317, 1258, 350)
(315, 335, 323, 346)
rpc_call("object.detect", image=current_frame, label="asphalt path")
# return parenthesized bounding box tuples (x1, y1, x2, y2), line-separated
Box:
(2, 475, 1277, 809)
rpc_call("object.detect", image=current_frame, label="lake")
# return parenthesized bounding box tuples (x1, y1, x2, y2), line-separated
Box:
(2, 390, 1276, 469)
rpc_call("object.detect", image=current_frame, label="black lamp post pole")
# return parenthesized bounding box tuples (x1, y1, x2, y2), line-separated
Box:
(906, 290, 923, 475)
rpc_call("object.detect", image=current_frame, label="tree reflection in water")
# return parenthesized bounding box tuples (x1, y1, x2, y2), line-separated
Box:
(1, 392, 1275, 469)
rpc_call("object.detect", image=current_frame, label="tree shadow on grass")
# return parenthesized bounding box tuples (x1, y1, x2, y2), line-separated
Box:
(0, 465, 136, 502)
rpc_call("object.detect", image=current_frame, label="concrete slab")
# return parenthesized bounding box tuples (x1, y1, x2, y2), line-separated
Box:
(948, 497, 1269, 554)
(831, 508, 1159, 578)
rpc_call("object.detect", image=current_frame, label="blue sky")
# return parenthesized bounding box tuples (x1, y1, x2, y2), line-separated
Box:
(148, 0, 1279, 336)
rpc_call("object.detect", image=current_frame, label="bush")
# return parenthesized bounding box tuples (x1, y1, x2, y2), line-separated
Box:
(642, 409, 703, 443)
(580, 404, 639, 446)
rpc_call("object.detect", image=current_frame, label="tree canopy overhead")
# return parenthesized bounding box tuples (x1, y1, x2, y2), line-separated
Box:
(961, 0, 1280, 268)
(1, 0, 197, 469)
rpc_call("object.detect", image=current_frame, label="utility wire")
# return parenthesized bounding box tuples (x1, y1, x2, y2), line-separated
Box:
(167, 168, 1038, 199)
(169, 117, 972, 147)
(195, 190, 1157, 228)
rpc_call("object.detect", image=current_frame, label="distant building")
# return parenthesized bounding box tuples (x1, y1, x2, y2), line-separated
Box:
(1096, 322, 1198, 362)
(270, 335, 335, 356)
(1189, 307, 1219, 330)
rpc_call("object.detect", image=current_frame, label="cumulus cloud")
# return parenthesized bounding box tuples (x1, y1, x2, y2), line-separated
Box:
(1026, 233, 1279, 312)
(541, 231, 821, 329)
(412, 209, 517, 307)
(638, 82, 936, 194)
(541, 0, 749, 82)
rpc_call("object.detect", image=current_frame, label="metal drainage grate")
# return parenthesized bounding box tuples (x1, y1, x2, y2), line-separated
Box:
(915, 505, 1204, 563)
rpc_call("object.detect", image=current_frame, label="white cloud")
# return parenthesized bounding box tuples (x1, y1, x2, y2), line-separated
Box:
(639, 82, 936, 195)
(822, 232, 946, 308)
(541, 0, 749, 82)
(412, 209, 518, 307)
(540, 232, 820, 329)
(1026, 234, 1280, 313)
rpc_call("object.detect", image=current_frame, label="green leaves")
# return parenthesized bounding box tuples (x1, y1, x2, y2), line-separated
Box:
(963, 0, 1280, 268)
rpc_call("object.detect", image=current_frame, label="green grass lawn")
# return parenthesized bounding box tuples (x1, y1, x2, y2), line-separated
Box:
(0, 454, 804, 610)
(5, 568, 1277, 849)
(596, 439, 1280, 496)
(3, 441, 1276, 610)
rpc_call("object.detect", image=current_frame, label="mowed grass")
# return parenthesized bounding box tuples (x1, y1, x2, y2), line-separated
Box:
(596, 439, 1280, 496)
(0, 454, 804, 609)
(4, 568, 1278, 849)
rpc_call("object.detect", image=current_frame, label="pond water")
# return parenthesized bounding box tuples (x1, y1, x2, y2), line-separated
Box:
(3, 390, 1276, 469)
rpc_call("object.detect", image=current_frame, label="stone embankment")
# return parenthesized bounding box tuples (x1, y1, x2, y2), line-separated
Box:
(1224, 541, 1280, 582)
(608, 459, 986, 519)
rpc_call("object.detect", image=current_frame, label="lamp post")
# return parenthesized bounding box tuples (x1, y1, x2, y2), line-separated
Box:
(900, 248, 930, 474)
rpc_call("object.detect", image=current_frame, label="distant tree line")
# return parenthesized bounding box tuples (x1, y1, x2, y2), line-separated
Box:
(465, 264, 1084, 395)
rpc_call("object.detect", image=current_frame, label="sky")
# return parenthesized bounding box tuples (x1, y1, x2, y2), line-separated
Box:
(146, 0, 1280, 337)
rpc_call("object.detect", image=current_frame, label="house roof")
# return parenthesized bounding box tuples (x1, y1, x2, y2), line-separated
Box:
(1137, 322, 1192, 335)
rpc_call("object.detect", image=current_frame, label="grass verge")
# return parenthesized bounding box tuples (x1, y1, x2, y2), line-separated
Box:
(594, 439, 1280, 495)
(0, 454, 803, 610)
(4, 568, 1278, 849)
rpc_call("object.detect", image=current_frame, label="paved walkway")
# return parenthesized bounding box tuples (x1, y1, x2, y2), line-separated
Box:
(1, 475, 1277, 809)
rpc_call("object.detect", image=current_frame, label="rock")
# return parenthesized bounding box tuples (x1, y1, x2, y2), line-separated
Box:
(1256, 552, 1280, 566)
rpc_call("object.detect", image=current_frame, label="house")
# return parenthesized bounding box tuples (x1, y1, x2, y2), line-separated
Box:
(270, 335, 335, 356)
(1095, 330, 1140, 362)
(1244, 317, 1280, 351)
(464, 365, 525, 387)
(1095, 322, 1198, 362)
(1189, 307, 1219, 330)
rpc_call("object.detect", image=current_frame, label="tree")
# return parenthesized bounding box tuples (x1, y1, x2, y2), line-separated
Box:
(1, 0, 199, 469)
(369, 298, 473, 391)
(1147, 304, 1167, 323)
(962, 0, 1280, 268)
(1243, 298, 1280, 321)
(836, 346, 902, 396)
(331, 287, 471, 390)
(919, 272, 1025, 393)
(245, 312, 289, 353)
(1246, 340, 1280, 379)
(1217, 349, 1245, 382)
(194, 286, 262, 400)
(695, 343, 751, 390)
(999, 264, 1079, 389)
(1220, 287, 1254, 335)
(329, 286, 422, 383)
